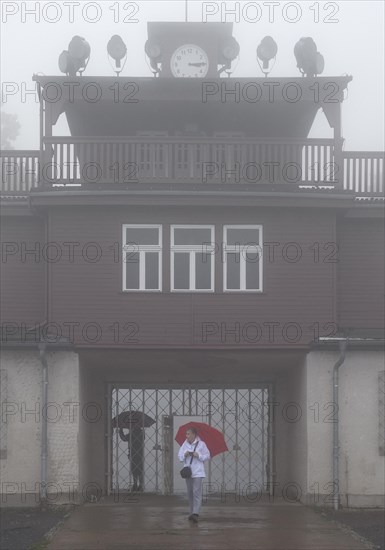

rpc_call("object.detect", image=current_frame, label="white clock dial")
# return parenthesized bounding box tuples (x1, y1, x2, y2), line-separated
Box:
(170, 44, 209, 78)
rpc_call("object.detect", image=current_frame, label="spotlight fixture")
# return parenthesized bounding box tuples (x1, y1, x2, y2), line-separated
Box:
(145, 39, 162, 76)
(58, 51, 76, 77)
(294, 37, 324, 77)
(256, 36, 278, 76)
(218, 37, 240, 76)
(68, 36, 91, 73)
(58, 36, 90, 76)
(107, 35, 127, 75)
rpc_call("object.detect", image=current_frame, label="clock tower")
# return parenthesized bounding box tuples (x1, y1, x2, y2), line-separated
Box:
(145, 22, 237, 78)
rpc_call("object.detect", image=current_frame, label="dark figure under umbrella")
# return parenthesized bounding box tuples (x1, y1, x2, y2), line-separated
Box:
(119, 426, 145, 492)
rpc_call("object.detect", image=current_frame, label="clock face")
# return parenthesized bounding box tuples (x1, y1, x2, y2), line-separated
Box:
(170, 44, 209, 78)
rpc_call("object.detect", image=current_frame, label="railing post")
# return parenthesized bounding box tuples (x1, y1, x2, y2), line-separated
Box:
(41, 141, 54, 186)
(334, 138, 344, 190)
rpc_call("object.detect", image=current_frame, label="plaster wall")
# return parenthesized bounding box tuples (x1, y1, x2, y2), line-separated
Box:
(306, 350, 385, 507)
(273, 361, 308, 502)
(0, 350, 80, 506)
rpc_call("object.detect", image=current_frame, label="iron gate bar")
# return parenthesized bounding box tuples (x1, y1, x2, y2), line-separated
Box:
(208, 388, 212, 480)
(248, 390, 252, 482)
(155, 391, 159, 492)
(114, 388, 119, 491)
(109, 382, 273, 495)
(106, 385, 112, 496)
(222, 390, 225, 488)
(261, 389, 266, 486)
(235, 389, 239, 486)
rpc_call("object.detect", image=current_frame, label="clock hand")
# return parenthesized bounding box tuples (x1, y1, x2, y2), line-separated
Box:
(188, 62, 207, 67)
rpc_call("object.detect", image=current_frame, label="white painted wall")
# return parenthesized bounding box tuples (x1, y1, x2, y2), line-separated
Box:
(306, 350, 385, 507)
(0, 349, 80, 506)
(273, 363, 308, 503)
(2, 348, 383, 507)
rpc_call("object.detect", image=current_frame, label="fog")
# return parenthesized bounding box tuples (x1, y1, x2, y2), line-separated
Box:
(1, 0, 384, 151)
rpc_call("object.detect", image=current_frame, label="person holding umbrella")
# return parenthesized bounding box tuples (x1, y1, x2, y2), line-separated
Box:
(112, 410, 156, 493)
(177, 426, 210, 523)
(119, 426, 145, 492)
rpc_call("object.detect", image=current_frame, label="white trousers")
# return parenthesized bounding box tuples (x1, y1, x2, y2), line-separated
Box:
(185, 477, 203, 515)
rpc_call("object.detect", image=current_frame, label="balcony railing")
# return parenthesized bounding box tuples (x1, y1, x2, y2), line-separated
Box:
(343, 151, 384, 194)
(0, 150, 40, 194)
(41, 136, 338, 187)
(1, 138, 384, 196)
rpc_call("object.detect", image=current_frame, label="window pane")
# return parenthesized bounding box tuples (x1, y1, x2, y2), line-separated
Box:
(174, 253, 189, 289)
(226, 253, 240, 289)
(125, 252, 139, 289)
(195, 253, 211, 289)
(125, 227, 159, 245)
(145, 252, 159, 289)
(174, 228, 211, 246)
(246, 254, 260, 289)
(227, 228, 259, 246)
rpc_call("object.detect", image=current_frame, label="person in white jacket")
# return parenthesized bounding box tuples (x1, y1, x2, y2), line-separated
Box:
(178, 426, 210, 522)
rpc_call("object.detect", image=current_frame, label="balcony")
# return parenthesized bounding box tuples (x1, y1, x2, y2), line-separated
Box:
(1, 137, 384, 196)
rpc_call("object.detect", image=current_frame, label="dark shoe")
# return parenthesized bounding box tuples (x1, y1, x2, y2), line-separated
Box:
(188, 514, 194, 520)
(191, 514, 199, 523)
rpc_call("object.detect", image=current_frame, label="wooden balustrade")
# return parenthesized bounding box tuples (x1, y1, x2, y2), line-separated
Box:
(1, 140, 384, 195)
(343, 151, 384, 194)
(42, 136, 338, 186)
(0, 151, 40, 194)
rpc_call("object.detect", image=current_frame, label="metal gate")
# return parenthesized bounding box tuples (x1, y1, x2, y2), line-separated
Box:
(107, 384, 274, 496)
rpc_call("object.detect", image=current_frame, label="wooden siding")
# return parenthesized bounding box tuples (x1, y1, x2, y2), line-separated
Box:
(0, 216, 46, 329)
(46, 206, 337, 348)
(338, 219, 385, 330)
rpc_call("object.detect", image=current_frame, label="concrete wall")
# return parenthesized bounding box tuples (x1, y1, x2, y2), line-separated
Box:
(79, 360, 106, 496)
(273, 360, 308, 503)
(2, 348, 382, 507)
(0, 349, 80, 506)
(305, 350, 385, 508)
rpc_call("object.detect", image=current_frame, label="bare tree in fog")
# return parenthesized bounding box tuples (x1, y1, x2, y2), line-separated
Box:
(1, 105, 20, 150)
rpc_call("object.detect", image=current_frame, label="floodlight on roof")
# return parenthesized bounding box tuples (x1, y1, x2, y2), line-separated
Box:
(58, 51, 76, 77)
(145, 39, 162, 76)
(58, 36, 90, 76)
(145, 39, 161, 60)
(107, 35, 127, 75)
(218, 37, 240, 76)
(294, 37, 324, 77)
(256, 36, 278, 76)
(221, 37, 240, 61)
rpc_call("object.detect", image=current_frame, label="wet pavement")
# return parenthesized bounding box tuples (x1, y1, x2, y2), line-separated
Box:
(45, 494, 376, 550)
(0, 506, 71, 550)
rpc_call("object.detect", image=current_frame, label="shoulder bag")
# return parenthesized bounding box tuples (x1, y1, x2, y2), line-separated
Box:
(180, 441, 199, 479)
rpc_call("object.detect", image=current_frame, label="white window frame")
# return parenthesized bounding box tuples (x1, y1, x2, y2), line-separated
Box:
(223, 225, 263, 292)
(170, 225, 215, 292)
(122, 224, 162, 292)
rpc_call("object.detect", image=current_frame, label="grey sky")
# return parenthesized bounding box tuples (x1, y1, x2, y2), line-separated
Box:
(1, 0, 384, 150)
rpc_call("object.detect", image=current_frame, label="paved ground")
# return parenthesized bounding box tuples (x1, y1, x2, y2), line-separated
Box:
(313, 507, 385, 550)
(0, 506, 71, 550)
(44, 495, 378, 550)
(1, 496, 383, 550)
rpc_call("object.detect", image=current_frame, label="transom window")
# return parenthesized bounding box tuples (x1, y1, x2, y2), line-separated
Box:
(223, 225, 263, 292)
(171, 226, 215, 292)
(122, 225, 162, 291)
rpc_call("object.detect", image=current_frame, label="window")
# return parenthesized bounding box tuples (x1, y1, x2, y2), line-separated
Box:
(171, 226, 215, 291)
(223, 225, 263, 292)
(122, 225, 162, 291)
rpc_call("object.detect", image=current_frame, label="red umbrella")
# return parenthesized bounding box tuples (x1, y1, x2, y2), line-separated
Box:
(175, 422, 228, 458)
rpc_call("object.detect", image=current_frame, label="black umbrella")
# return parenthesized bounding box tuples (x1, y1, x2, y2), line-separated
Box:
(112, 410, 156, 429)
